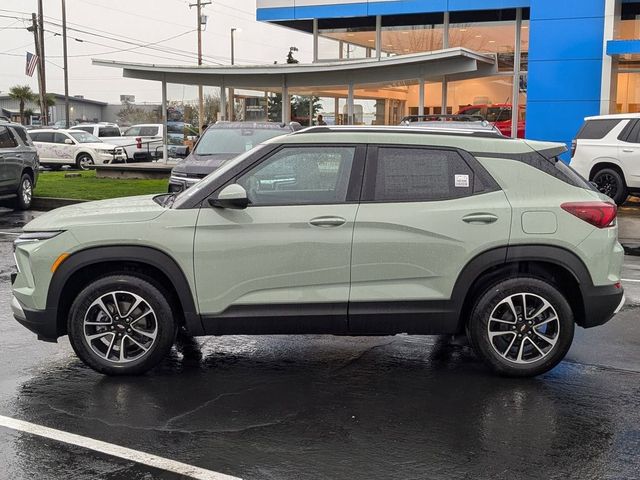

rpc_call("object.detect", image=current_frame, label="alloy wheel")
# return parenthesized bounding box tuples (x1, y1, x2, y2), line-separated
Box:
(594, 173, 618, 198)
(487, 293, 560, 364)
(83, 291, 158, 363)
(79, 155, 94, 170)
(21, 178, 32, 206)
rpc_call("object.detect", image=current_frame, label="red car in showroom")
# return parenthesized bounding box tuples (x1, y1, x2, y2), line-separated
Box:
(457, 104, 525, 138)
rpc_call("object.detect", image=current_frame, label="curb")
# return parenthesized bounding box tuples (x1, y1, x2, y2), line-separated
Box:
(31, 197, 87, 211)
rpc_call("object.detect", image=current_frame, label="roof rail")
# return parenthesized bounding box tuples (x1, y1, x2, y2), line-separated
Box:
(293, 125, 507, 139)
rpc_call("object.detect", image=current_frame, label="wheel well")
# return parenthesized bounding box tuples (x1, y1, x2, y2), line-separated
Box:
(589, 162, 624, 182)
(460, 260, 585, 329)
(75, 151, 92, 160)
(21, 167, 33, 180)
(55, 261, 185, 336)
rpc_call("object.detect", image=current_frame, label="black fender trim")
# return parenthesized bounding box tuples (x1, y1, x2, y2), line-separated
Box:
(47, 245, 203, 337)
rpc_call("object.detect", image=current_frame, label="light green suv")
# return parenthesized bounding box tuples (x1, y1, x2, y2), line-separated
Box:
(11, 127, 625, 377)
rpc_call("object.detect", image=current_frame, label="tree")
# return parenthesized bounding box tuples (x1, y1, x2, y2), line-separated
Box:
(8, 85, 36, 125)
(23, 108, 34, 125)
(286, 47, 299, 64)
(116, 104, 161, 126)
(291, 95, 322, 126)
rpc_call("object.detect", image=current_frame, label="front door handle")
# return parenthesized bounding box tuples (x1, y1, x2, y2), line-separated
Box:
(622, 148, 635, 153)
(309, 216, 347, 228)
(463, 213, 499, 224)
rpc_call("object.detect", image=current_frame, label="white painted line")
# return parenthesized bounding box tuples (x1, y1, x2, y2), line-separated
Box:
(622, 278, 640, 283)
(0, 415, 242, 480)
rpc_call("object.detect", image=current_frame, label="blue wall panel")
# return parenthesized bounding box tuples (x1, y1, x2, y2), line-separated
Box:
(526, 0, 606, 160)
(607, 39, 640, 55)
(367, 0, 447, 15)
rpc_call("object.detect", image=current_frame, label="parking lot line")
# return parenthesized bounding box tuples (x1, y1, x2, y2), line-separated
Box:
(0, 415, 242, 480)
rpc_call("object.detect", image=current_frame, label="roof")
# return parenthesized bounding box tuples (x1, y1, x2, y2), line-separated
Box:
(93, 48, 497, 89)
(0, 93, 107, 106)
(585, 113, 640, 121)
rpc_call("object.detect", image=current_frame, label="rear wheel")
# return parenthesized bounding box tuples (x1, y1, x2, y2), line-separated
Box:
(467, 277, 574, 377)
(67, 274, 176, 375)
(592, 168, 628, 205)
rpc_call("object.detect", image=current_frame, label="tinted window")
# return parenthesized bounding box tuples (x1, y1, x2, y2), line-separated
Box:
(30, 132, 54, 143)
(74, 126, 94, 134)
(123, 126, 141, 136)
(98, 127, 120, 137)
(622, 120, 640, 144)
(0, 126, 17, 148)
(195, 127, 288, 156)
(140, 126, 159, 136)
(487, 107, 512, 123)
(12, 127, 32, 145)
(236, 146, 355, 206)
(576, 119, 620, 140)
(372, 147, 474, 202)
(54, 132, 71, 144)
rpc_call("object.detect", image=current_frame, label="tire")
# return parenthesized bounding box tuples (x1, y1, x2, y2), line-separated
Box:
(67, 274, 176, 375)
(76, 153, 94, 170)
(592, 168, 628, 205)
(467, 277, 574, 377)
(15, 173, 33, 210)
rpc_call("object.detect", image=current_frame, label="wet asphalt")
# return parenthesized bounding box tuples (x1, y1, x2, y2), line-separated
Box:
(0, 207, 639, 480)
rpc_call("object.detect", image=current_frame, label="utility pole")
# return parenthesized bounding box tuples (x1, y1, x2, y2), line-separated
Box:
(62, 0, 70, 128)
(37, 0, 47, 125)
(229, 28, 236, 121)
(28, 14, 46, 127)
(189, 1, 211, 133)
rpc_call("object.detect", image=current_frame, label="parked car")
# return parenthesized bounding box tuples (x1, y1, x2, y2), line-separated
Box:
(70, 123, 121, 138)
(168, 121, 302, 193)
(11, 126, 624, 377)
(29, 129, 126, 170)
(570, 113, 640, 205)
(457, 104, 526, 138)
(113, 124, 164, 162)
(0, 121, 38, 209)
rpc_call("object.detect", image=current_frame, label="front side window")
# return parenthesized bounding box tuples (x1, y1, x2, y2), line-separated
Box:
(123, 126, 141, 136)
(370, 147, 474, 202)
(54, 132, 71, 144)
(0, 126, 17, 149)
(236, 146, 355, 206)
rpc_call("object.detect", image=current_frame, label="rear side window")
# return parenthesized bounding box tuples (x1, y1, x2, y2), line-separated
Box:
(31, 132, 54, 143)
(98, 127, 120, 137)
(12, 126, 32, 146)
(576, 119, 620, 140)
(369, 147, 474, 202)
(0, 126, 17, 148)
(140, 126, 159, 136)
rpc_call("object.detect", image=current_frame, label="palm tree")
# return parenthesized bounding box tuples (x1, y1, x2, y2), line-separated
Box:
(8, 85, 36, 125)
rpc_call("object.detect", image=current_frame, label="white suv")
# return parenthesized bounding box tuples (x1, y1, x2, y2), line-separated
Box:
(571, 113, 640, 205)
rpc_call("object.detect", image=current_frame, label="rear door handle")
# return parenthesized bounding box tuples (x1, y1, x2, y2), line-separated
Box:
(309, 216, 347, 228)
(622, 149, 635, 153)
(463, 213, 499, 224)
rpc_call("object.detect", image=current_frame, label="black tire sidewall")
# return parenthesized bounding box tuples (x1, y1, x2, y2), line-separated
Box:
(67, 275, 176, 375)
(16, 174, 32, 210)
(594, 168, 628, 205)
(468, 277, 574, 377)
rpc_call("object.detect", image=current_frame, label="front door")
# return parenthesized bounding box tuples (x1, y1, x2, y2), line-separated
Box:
(0, 126, 19, 192)
(194, 144, 364, 334)
(349, 145, 511, 334)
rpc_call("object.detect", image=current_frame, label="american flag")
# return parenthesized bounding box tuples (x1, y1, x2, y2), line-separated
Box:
(25, 52, 38, 77)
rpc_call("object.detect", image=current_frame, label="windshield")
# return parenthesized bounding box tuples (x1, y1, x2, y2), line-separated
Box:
(194, 127, 286, 156)
(69, 131, 101, 143)
(172, 144, 268, 208)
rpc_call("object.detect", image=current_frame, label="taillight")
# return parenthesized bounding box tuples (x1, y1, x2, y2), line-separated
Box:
(136, 136, 142, 149)
(571, 139, 577, 158)
(561, 202, 617, 228)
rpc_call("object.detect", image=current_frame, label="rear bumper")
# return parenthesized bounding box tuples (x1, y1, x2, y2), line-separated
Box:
(12, 296, 59, 342)
(579, 283, 625, 328)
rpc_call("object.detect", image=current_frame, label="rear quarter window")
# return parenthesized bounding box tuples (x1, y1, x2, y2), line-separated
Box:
(0, 126, 17, 148)
(12, 126, 32, 146)
(98, 127, 120, 137)
(576, 119, 621, 140)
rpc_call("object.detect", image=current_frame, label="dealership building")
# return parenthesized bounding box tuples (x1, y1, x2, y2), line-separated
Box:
(100, 0, 638, 157)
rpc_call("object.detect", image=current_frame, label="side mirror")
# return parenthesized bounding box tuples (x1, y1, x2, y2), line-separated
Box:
(174, 145, 190, 158)
(208, 184, 249, 210)
(64, 138, 74, 145)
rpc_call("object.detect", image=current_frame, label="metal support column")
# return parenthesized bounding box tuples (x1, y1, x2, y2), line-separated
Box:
(511, 8, 523, 139)
(441, 12, 450, 115)
(220, 82, 227, 122)
(161, 77, 168, 163)
(282, 77, 290, 123)
(376, 15, 382, 60)
(347, 82, 354, 125)
(313, 19, 319, 63)
(418, 78, 425, 117)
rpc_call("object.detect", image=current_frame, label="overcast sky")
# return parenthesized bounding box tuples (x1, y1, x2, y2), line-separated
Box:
(0, 0, 311, 104)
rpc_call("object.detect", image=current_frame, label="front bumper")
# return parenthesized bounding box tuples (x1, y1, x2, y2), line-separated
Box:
(11, 296, 59, 342)
(580, 283, 625, 328)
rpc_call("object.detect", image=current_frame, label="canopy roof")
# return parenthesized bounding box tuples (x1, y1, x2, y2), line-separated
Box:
(93, 48, 497, 90)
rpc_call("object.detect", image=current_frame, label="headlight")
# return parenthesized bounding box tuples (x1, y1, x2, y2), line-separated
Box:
(14, 231, 64, 250)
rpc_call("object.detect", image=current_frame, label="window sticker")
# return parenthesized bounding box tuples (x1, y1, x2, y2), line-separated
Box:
(455, 174, 470, 188)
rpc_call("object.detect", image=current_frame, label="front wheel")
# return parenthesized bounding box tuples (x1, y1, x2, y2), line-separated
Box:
(15, 174, 33, 210)
(467, 277, 574, 377)
(592, 168, 628, 205)
(67, 275, 176, 375)
(76, 153, 94, 170)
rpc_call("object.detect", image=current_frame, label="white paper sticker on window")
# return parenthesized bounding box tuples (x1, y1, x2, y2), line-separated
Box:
(455, 174, 470, 188)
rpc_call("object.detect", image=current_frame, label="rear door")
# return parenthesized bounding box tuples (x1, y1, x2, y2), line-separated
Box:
(349, 145, 512, 334)
(31, 131, 55, 163)
(618, 119, 640, 189)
